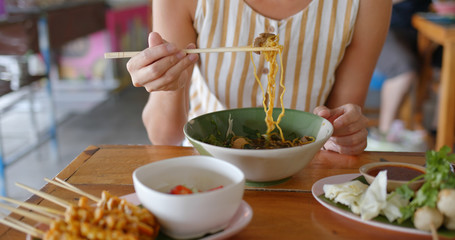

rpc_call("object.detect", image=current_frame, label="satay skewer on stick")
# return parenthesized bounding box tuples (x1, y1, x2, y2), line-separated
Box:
(15, 183, 71, 208)
(0, 196, 63, 218)
(0, 202, 53, 224)
(0, 212, 44, 234)
(1, 180, 159, 239)
(44, 177, 100, 202)
(44, 177, 159, 236)
(0, 213, 44, 238)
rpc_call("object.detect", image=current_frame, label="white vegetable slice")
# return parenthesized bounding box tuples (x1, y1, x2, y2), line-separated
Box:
(358, 170, 388, 220)
(323, 180, 368, 210)
(381, 193, 408, 222)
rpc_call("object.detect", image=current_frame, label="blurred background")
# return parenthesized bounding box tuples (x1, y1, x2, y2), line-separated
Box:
(0, 0, 151, 201)
(0, 0, 453, 201)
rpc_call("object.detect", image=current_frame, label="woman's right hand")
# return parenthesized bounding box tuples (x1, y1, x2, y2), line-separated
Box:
(126, 32, 199, 92)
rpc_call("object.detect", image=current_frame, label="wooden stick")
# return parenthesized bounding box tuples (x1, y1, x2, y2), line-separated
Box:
(104, 46, 279, 59)
(0, 212, 45, 238)
(0, 202, 53, 224)
(0, 196, 63, 218)
(45, 177, 100, 202)
(54, 177, 100, 202)
(15, 183, 71, 209)
(430, 224, 439, 240)
(0, 216, 44, 238)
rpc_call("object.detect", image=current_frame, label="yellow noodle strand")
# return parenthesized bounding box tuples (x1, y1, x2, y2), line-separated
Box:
(251, 35, 285, 141)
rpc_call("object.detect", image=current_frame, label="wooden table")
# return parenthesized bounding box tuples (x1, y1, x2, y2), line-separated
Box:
(0, 145, 440, 239)
(412, 14, 455, 151)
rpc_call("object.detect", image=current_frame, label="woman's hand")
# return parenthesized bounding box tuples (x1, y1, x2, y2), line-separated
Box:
(126, 32, 199, 92)
(313, 104, 368, 155)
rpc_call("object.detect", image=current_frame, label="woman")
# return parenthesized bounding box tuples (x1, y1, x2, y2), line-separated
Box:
(127, 0, 392, 155)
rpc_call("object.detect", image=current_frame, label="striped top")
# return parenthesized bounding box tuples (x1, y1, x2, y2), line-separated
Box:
(188, 0, 360, 120)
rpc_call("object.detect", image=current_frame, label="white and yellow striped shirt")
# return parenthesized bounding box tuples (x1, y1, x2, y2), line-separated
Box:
(189, 0, 360, 120)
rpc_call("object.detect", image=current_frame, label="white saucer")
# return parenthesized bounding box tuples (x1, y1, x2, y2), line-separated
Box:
(124, 193, 253, 240)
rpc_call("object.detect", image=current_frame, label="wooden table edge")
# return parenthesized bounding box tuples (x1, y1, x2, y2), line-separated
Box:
(55, 145, 100, 181)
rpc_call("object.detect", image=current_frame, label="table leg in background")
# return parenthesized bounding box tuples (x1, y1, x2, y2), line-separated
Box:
(436, 41, 455, 151)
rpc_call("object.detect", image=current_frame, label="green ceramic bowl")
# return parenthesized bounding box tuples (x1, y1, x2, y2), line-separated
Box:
(184, 108, 333, 183)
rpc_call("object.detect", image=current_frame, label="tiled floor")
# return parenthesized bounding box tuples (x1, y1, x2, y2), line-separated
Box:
(1, 83, 150, 202)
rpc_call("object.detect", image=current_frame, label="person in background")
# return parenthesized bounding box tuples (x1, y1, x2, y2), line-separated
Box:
(373, 0, 431, 144)
(127, 0, 392, 155)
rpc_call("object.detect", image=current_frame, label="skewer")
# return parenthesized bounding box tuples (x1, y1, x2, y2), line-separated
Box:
(0, 215, 44, 238)
(0, 212, 45, 237)
(0, 202, 53, 224)
(15, 183, 71, 208)
(104, 46, 279, 59)
(0, 196, 63, 216)
(0, 196, 63, 218)
(43, 179, 156, 234)
(430, 224, 439, 240)
(45, 178, 100, 202)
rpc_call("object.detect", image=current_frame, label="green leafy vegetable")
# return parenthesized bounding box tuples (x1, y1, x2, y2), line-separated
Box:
(396, 146, 455, 223)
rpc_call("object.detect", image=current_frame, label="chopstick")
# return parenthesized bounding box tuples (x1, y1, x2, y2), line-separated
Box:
(104, 46, 279, 59)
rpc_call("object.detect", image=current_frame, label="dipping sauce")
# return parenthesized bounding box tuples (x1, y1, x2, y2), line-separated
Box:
(367, 165, 424, 181)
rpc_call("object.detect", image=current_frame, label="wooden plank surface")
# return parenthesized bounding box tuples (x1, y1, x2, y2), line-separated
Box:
(0, 145, 432, 240)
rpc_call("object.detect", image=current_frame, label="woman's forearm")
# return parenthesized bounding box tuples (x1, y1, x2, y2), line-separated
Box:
(142, 86, 190, 145)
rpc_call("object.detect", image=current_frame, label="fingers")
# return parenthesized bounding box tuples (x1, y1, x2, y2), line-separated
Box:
(126, 32, 199, 92)
(333, 112, 368, 137)
(129, 42, 182, 69)
(313, 106, 343, 125)
(317, 104, 367, 137)
(315, 103, 368, 155)
(331, 128, 368, 148)
(313, 106, 329, 118)
(133, 50, 185, 87)
(149, 32, 165, 46)
(142, 53, 198, 91)
(323, 138, 367, 155)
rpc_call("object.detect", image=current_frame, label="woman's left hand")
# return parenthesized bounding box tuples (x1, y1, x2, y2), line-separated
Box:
(313, 104, 368, 155)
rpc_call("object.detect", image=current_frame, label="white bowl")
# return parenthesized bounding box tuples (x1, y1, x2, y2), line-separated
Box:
(184, 108, 333, 183)
(132, 156, 245, 239)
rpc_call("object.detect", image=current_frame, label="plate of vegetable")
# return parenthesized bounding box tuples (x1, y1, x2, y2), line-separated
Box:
(312, 146, 455, 239)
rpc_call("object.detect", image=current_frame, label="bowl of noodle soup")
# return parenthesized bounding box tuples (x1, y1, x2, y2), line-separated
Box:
(184, 107, 333, 184)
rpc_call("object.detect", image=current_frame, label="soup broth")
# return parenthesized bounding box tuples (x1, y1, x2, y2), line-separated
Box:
(367, 165, 424, 181)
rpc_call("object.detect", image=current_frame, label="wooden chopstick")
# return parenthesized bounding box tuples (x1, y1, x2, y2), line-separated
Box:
(104, 46, 279, 59)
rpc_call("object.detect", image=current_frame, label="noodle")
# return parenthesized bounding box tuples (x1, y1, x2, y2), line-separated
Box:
(202, 33, 315, 149)
(251, 33, 286, 142)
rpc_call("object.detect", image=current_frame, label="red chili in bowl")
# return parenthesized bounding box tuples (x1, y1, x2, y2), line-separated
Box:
(169, 185, 224, 195)
(367, 165, 424, 181)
